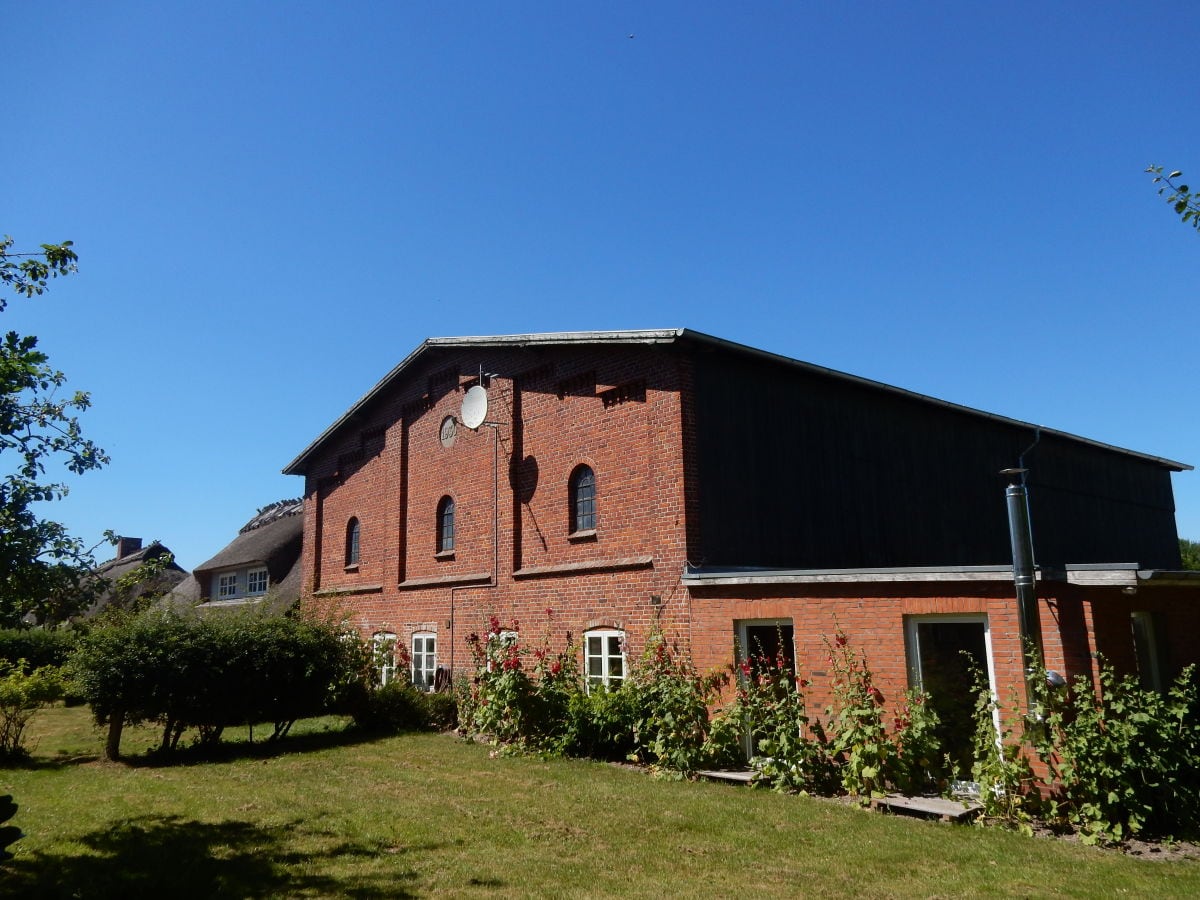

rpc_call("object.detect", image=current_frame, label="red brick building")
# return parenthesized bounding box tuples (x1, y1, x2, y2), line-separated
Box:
(284, 330, 1199, 749)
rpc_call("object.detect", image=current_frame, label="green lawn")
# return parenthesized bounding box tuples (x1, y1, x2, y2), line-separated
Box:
(2, 706, 1198, 898)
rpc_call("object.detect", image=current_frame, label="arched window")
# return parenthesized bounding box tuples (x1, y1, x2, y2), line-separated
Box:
(436, 496, 455, 553)
(345, 517, 361, 567)
(584, 628, 625, 690)
(569, 465, 596, 533)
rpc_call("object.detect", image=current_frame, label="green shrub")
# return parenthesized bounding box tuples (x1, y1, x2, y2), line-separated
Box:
(968, 677, 1039, 834)
(419, 690, 458, 731)
(810, 630, 940, 798)
(353, 682, 458, 733)
(70, 609, 369, 759)
(1029, 661, 1200, 843)
(560, 685, 637, 761)
(463, 618, 580, 750)
(622, 631, 727, 774)
(712, 649, 834, 793)
(0, 628, 76, 671)
(0, 662, 66, 759)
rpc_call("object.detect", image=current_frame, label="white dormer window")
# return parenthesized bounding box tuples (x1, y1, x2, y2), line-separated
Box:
(218, 573, 239, 599)
(247, 568, 268, 595)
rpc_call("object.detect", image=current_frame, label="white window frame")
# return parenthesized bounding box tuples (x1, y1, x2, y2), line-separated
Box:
(485, 630, 518, 672)
(584, 628, 625, 691)
(412, 632, 437, 691)
(904, 614, 996, 693)
(904, 613, 1000, 750)
(736, 619, 796, 675)
(373, 632, 398, 686)
(247, 567, 269, 596)
(217, 572, 239, 599)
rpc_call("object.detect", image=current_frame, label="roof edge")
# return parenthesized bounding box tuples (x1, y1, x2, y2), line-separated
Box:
(283, 327, 1192, 476)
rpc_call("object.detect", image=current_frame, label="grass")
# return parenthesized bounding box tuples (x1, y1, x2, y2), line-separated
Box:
(2, 706, 1199, 898)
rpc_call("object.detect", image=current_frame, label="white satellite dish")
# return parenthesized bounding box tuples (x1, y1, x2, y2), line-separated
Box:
(460, 384, 489, 430)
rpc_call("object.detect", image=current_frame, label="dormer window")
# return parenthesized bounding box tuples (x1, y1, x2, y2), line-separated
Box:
(213, 567, 268, 602)
(247, 568, 268, 596)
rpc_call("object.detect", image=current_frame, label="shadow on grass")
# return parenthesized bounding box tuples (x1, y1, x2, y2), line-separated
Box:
(0, 814, 430, 898)
(4, 722, 404, 772)
(122, 723, 399, 768)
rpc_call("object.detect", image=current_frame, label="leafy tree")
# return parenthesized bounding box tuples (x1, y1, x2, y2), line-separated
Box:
(1181, 538, 1200, 572)
(0, 236, 108, 626)
(1146, 166, 1200, 233)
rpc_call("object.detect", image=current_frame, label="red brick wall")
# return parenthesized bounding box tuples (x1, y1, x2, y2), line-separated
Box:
(295, 340, 1200, 714)
(300, 344, 695, 675)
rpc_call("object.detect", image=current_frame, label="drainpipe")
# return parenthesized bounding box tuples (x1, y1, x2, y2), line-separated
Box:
(449, 411, 501, 681)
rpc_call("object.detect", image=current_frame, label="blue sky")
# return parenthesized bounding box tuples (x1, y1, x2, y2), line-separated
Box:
(7, 2, 1199, 570)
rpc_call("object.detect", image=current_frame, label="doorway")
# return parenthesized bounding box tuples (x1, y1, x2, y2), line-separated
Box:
(904, 615, 995, 775)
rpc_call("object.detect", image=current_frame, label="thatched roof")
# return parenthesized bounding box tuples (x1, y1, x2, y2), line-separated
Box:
(84, 541, 188, 618)
(166, 499, 304, 614)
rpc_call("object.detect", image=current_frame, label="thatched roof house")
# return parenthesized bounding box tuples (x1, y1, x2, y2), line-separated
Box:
(85, 537, 188, 618)
(169, 499, 303, 613)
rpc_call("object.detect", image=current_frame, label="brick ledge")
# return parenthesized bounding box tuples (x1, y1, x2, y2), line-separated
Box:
(513, 556, 653, 579)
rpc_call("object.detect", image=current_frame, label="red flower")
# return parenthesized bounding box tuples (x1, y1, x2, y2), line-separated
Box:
(545, 608, 554, 618)
(549, 660, 562, 676)
(834, 633, 848, 647)
(739, 660, 752, 678)
(797, 677, 810, 689)
(488, 616, 501, 634)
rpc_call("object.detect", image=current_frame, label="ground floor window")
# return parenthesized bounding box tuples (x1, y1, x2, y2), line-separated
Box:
(1131, 611, 1166, 692)
(585, 629, 625, 690)
(736, 619, 796, 678)
(412, 632, 437, 690)
(373, 632, 398, 686)
(904, 615, 996, 775)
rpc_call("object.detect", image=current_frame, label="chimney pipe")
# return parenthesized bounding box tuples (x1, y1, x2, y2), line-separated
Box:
(115, 537, 143, 559)
(1001, 469, 1042, 704)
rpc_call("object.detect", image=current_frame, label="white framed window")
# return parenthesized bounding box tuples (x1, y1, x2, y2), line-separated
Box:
(484, 630, 518, 673)
(373, 632, 398, 686)
(217, 572, 239, 599)
(247, 568, 269, 596)
(736, 619, 796, 678)
(585, 629, 625, 690)
(412, 632, 437, 690)
(904, 614, 997, 779)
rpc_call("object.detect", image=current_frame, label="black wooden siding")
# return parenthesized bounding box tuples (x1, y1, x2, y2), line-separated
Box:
(689, 350, 1181, 570)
